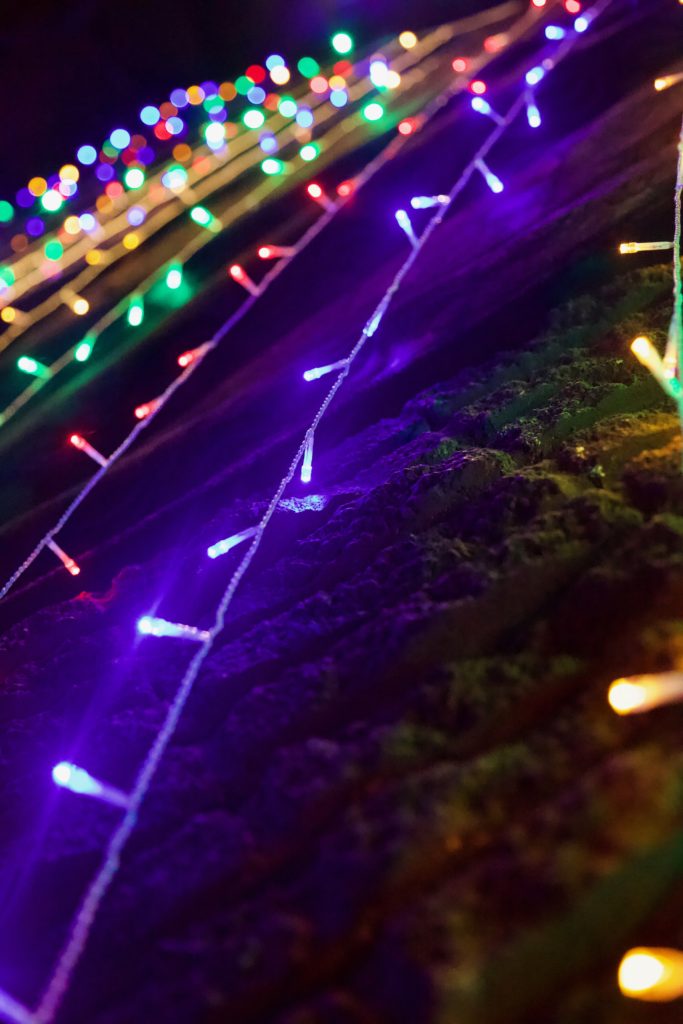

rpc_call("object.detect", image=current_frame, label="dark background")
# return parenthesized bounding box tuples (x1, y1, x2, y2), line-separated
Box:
(1, 0, 485, 194)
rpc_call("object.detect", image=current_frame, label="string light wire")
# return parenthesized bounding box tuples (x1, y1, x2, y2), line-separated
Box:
(0, 5, 519, 364)
(0, 12, 526, 430)
(0, 6, 538, 599)
(0, 5, 614, 1020)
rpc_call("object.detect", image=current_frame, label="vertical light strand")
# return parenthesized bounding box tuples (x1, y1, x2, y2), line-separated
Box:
(673, 116, 683, 456)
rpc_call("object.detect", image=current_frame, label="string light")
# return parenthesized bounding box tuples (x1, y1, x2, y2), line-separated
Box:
(301, 431, 314, 483)
(0, 13, 619, 1021)
(177, 341, 213, 367)
(525, 91, 542, 128)
(1, 307, 27, 325)
(17, 355, 51, 379)
(475, 158, 504, 193)
(134, 397, 162, 420)
(399, 31, 418, 49)
(189, 205, 221, 232)
(137, 615, 211, 642)
(471, 96, 505, 126)
(207, 524, 259, 559)
(46, 538, 80, 576)
(306, 182, 335, 212)
(303, 357, 349, 381)
(608, 672, 683, 715)
(619, 241, 673, 253)
(395, 208, 419, 249)
(52, 762, 130, 810)
(331, 31, 353, 55)
(165, 263, 183, 289)
(411, 195, 450, 209)
(654, 73, 683, 93)
(69, 434, 108, 468)
(257, 244, 296, 259)
(525, 65, 545, 87)
(362, 102, 384, 122)
(229, 263, 261, 296)
(126, 294, 145, 327)
(663, 315, 679, 381)
(618, 948, 683, 1001)
(59, 287, 90, 316)
(574, 12, 594, 31)
(73, 334, 96, 362)
(630, 335, 681, 398)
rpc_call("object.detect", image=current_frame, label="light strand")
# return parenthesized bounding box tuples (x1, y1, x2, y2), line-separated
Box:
(607, 672, 683, 715)
(0, 10, 613, 1020)
(0, 13, 511, 602)
(0, 5, 518, 373)
(136, 615, 211, 642)
(395, 208, 419, 249)
(475, 157, 504, 193)
(303, 357, 349, 381)
(51, 762, 130, 810)
(207, 525, 258, 560)
(301, 430, 315, 482)
(410, 194, 450, 209)
(0, 4, 529, 430)
(45, 539, 80, 578)
(69, 434, 108, 468)
(618, 947, 683, 1001)
(619, 241, 673, 253)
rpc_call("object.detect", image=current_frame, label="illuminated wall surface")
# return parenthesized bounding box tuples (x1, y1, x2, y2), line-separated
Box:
(0, 1, 683, 1021)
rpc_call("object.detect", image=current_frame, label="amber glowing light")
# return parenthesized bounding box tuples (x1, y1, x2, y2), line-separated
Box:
(618, 948, 683, 1001)
(608, 672, 683, 715)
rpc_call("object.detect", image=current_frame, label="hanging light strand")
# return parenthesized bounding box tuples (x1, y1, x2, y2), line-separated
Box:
(0, 9, 616, 1022)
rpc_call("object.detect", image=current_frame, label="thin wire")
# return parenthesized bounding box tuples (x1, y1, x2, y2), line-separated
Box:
(0, 18, 513, 603)
(0, 3, 519, 363)
(32, 10, 616, 1015)
(670, 115, 683, 464)
(673, 116, 683, 374)
(0, 6, 618, 1021)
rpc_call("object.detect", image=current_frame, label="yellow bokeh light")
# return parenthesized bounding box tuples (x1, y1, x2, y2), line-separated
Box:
(172, 143, 192, 163)
(619, 951, 665, 994)
(608, 672, 683, 715)
(72, 297, 89, 316)
(385, 70, 401, 89)
(1, 306, 16, 323)
(399, 30, 417, 49)
(28, 176, 47, 197)
(59, 164, 79, 182)
(654, 73, 683, 92)
(64, 216, 81, 235)
(607, 680, 646, 715)
(631, 335, 654, 361)
(186, 85, 205, 105)
(329, 74, 346, 90)
(85, 249, 102, 265)
(618, 948, 683, 1001)
(96, 195, 113, 214)
(123, 232, 140, 250)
